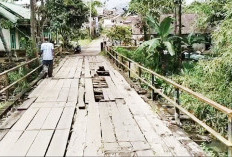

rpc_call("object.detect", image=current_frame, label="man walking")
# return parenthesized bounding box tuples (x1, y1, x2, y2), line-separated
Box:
(41, 37, 54, 77)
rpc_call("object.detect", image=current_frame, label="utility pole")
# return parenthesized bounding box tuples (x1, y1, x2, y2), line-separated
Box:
(89, 0, 92, 38)
(30, 0, 37, 57)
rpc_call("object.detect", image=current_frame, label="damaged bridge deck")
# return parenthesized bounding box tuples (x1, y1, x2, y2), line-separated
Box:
(0, 55, 203, 156)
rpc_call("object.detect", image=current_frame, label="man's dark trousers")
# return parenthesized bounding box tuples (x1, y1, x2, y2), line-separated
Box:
(43, 60, 53, 77)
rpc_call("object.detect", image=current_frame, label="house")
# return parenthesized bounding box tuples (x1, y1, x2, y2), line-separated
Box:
(0, 2, 31, 52)
(0, 2, 52, 54)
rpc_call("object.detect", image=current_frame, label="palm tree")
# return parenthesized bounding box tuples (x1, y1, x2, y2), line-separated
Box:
(136, 16, 177, 74)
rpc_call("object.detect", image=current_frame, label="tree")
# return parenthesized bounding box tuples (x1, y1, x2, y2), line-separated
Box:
(45, 0, 89, 48)
(185, 0, 227, 32)
(90, 0, 103, 17)
(129, 0, 174, 41)
(104, 26, 132, 46)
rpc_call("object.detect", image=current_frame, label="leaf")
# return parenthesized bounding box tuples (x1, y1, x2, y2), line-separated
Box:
(159, 16, 173, 39)
(146, 15, 159, 31)
(163, 41, 175, 56)
(147, 38, 160, 52)
(136, 40, 150, 52)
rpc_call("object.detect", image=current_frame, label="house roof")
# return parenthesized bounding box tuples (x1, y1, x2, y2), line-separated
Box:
(0, 2, 30, 23)
(160, 14, 211, 34)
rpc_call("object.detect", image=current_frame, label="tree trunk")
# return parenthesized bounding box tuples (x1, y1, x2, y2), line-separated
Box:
(0, 23, 11, 61)
(30, 0, 37, 57)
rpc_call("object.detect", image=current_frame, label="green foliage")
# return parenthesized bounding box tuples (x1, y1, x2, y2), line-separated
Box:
(129, 0, 174, 16)
(0, 19, 14, 29)
(89, 0, 103, 17)
(104, 26, 132, 45)
(20, 38, 37, 59)
(182, 33, 206, 47)
(200, 142, 227, 157)
(136, 16, 178, 74)
(185, 0, 227, 31)
(8, 67, 29, 95)
(45, 0, 89, 47)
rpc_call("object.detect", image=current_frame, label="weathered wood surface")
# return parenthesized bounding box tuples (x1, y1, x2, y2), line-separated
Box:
(0, 55, 204, 156)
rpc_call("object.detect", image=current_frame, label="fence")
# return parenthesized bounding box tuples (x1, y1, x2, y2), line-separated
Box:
(106, 46, 232, 156)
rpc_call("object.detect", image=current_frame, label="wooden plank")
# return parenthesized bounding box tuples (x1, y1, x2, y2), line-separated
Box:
(35, 80, 59, 102)
(102, 88, 110, 101)
(116, 100, 145, 142)
(11, 108, 39, 131)
(78, 86, 85, 109)
(133, 115, 172, 156)
(46, 129, 70, 156)
(136, 150, 155, 156)
(27, 108, 51, 130)
(63, 79, 72, 88)
(66, 102, 77, 107)
(26, 130, 54, 156)
(57, 107, 75, 130)
(68, 87, 79, 102)
(0, 130, 8, 141)
(99, 102, 116, 143)
(28, 79, 51, 98)
(3, 130, 38, 156)
(84, 57, 91, 78)
(66, 110, 87, 156)
(0, 110, 25, 130)
(108, 102, 130, 142)
(41, 107, 64, 130)
(84, 103, 103, 156)
(85, 78, 95, 104)
(70, 79, 79, 88)
(74, 58, 83, 79)
(0, 131, 23, 155)
(57, 87, 69, 102)
(104, 76, 120, 99)
(18, 98, 36, 110)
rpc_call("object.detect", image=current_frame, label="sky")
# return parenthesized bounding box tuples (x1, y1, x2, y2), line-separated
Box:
(14, 0, 197, 9)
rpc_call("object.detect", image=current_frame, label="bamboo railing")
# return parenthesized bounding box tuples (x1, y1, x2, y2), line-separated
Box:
(106, 46, 232, 156)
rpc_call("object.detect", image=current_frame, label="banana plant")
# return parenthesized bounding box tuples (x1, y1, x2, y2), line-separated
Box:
(137, 15, 175, 56)
(136, 15, 178, 74)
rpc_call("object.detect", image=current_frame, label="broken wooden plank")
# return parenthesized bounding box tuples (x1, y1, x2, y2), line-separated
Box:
(98, 102, 116, 143)
(85, 78, 95, 104)
(66, 110, 87, 156)
(78, 86, 85, 109)
(84, 103, 103, 156)
(18, 98, 36, 110)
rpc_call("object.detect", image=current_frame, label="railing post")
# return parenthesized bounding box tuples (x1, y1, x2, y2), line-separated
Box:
(128, 61, 131, 78)
(175, 88, 181, 125)
(121, 56, 124, 70)
(5, 74, 9, 100)
(138, 66, 142, 85)
(151, 74, 155, 101)
(115, 53, 118, 67)
(228, 116, 232, 156)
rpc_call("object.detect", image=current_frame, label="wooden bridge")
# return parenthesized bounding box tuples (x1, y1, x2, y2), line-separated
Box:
(0, 41, 206, 156)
